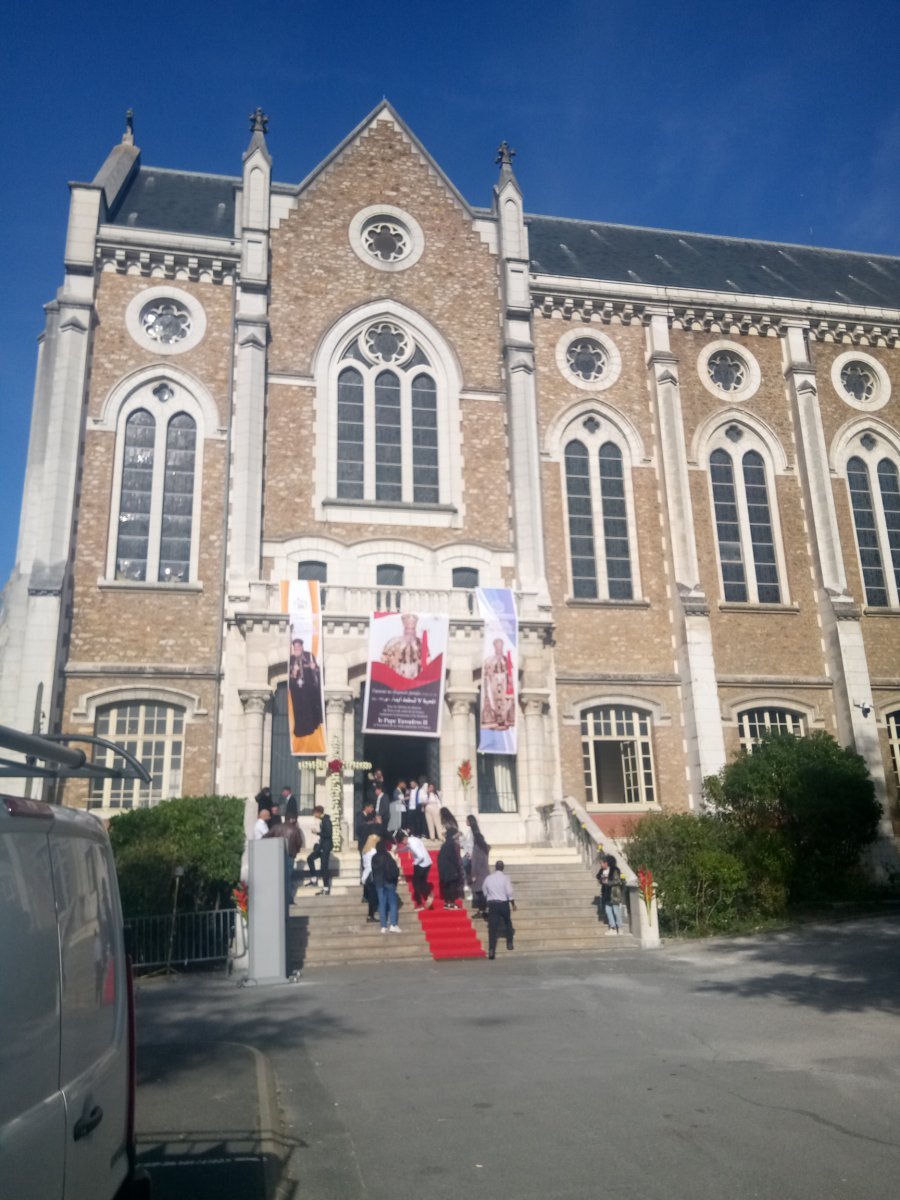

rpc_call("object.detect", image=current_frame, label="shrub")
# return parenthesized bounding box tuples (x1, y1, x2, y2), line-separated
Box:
(703, 732, 881, 900)
(626, 813, 792, 935)
(109, 795, 245, 917)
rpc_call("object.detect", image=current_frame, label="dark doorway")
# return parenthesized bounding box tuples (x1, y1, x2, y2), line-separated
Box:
(363, 733, 439, 799)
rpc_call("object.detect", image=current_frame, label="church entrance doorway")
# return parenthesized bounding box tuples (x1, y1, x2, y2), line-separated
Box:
(362, 733, 439, 800)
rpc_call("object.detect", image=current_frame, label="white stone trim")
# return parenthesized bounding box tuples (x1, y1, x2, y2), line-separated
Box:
(565, 693, 671, 724)
(124, 285, 207, 355)
(830, 349, 891, 412)
(554, 327, 622, 392)
(720, 693, 820, 726)
(348, 204, 425, 272)
(830, 415, 900, 473)
(544, 397, 648, 464)
(690, 407, 789, 473)
(93, 364, 225, 435)
(697, 338, 761, 402)
(71, 684, 208, 723)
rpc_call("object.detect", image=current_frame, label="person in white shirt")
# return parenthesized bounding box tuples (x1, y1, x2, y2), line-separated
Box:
(483, 860, 516, 959)
(253, 809, 271, 840)
(395, 830, 434, 909)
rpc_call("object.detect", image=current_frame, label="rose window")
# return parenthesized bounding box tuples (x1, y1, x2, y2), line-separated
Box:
(363, 219, 409, 263)
(365, 322, 409, 363)
(840, 361, 878, 404)
(567, 338, 608, 382)
(140, 301, 192, 345)
(707, 350, 747, 393)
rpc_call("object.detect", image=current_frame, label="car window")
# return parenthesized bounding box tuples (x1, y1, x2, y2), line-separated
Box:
(52, 838, 119, 1084)
(0, 830, 60, 1124)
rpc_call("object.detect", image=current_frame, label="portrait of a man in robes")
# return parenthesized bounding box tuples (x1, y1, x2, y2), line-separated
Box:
(481, 637, 516, 730)
(289, 637, 324, 737)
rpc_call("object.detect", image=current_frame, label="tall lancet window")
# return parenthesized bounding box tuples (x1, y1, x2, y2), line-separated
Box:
(562, 419, 637, 601)
(334, 321, 442, 506)
(710, 444, 781, 604)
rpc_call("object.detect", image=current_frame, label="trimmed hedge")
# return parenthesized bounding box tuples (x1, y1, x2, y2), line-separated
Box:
(108, 795, 245, 917)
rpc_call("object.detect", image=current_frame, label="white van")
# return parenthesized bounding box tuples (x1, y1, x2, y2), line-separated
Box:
(0, 795, 150, 1200)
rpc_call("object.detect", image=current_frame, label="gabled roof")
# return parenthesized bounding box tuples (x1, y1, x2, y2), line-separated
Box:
(108, 166, 237, 238)
(528, 214, 900, 309)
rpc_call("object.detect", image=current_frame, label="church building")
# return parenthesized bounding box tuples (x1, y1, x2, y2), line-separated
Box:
(3, 102, 900, 846)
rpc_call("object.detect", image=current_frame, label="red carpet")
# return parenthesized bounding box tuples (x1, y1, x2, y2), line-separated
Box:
(398, 849, 485, 960)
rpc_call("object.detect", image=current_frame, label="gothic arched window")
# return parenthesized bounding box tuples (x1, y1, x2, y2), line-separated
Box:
(115, 406, 197, 583)
(334, 321, 443, 507)
(709, 444, 782, 604)
(847, 452, 900, 607)
(563, 427, 636, 601)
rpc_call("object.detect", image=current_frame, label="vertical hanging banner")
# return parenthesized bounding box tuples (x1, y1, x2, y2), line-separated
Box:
(364, 611, 449, 737)
(281, 580, 327, 756)
(476, 587, 518, 755)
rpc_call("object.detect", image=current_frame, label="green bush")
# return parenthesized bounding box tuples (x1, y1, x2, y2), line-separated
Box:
(108, 795, 245, 917)
(703, 731, 881, 900)
(626, 813, 789, 935)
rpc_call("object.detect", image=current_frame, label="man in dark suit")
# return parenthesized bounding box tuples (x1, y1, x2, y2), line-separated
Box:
(309, 805, 333, 896)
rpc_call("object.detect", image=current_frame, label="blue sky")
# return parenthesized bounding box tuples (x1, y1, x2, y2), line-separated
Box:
(2, 0, 900, 585)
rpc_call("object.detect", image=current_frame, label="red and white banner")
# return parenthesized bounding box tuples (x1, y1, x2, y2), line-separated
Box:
(363, 610, 448, 737)
(281, 580, 327, 756)
(477, 587, 518, 755)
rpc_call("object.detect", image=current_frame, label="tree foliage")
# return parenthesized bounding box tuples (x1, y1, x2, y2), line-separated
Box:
(108, 795, 245, 917)
(703, 731, 881, 898)
(627, 732, 881, 934)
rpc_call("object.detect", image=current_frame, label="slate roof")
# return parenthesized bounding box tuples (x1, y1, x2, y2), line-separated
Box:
(527, 215, 900, 309)
(109, 167, 237, 238)
(107, 167, 900, 311)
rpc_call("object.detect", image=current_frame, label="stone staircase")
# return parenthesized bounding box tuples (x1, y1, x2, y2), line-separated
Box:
(286, 846, 631, 969)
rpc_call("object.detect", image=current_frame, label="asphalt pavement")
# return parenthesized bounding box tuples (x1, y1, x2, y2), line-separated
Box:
(134, 915, 900, 1200)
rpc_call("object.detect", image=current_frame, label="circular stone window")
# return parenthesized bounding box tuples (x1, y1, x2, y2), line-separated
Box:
(349, 204, 425, 273)
(831, 350, 890, 411)
(698, 340, 761, 401)
(555, 328, 622, 392)
(125, 286, 207, 355)
(141, 300, 191, 345)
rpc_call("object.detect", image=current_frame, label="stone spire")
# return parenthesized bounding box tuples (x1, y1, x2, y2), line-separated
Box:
(122, 108, 134, 146)
(244, 107, 271, 163)
(496, 140, 519, 187)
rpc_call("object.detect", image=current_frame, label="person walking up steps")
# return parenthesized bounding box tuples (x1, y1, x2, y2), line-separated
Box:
(307, 805, 333, 894)
(372, 836, 402, 933)
(483, 860, 516, 959)
(396, 830, 434, 909)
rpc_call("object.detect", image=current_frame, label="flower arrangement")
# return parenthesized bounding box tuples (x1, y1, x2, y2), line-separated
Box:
(327, 757, 343, 776)
(232, 881, 248, 918)
(637, 867, 655, 922)
(457, 759, 473, 791)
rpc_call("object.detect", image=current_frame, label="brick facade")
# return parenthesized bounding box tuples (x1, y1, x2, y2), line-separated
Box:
(2, 103, 899, 842)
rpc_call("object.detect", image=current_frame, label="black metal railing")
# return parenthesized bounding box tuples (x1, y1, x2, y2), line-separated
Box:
(125, 908, 238, 972)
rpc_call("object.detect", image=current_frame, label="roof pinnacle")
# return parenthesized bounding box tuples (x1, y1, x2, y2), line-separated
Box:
(122, 108, 134, 146)
(249, 107, 269, 135)
(496, 141, 516, 169)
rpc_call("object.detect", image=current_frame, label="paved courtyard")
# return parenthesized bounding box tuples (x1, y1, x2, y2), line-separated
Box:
(135, 915, 900, 1199)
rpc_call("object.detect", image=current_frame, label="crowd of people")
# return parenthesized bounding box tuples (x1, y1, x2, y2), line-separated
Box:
(249, 772, 630, 945)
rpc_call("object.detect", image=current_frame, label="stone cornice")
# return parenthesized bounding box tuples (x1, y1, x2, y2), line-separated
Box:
(533, 282, 900, 346)
(96, 230, 237, 285)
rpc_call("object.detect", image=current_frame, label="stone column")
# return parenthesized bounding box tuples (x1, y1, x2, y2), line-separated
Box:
(646, 308, 725, 805)
(239, 688, 271, 836)
(520, 690, 553, 842)
(781, 320, 887, 821)
(444, 691, 477, 812)
(326, 691, 353, 847)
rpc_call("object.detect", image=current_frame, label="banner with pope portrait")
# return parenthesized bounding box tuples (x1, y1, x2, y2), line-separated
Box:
(476, 587, 518, 755)
(363, 610, 449, 737)
(281, 580, 327, 756)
